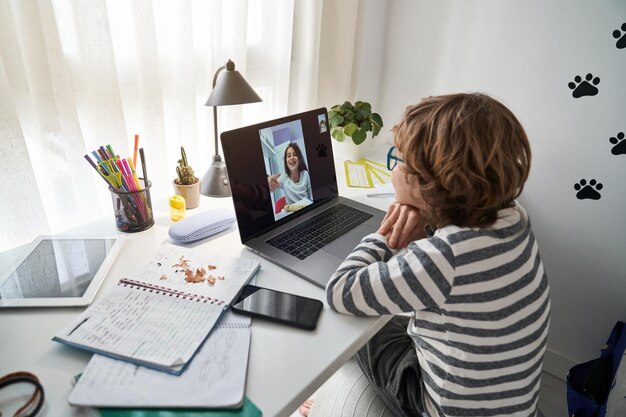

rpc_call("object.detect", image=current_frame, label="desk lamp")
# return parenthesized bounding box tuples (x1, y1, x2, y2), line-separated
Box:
(201, 59, 262, 197)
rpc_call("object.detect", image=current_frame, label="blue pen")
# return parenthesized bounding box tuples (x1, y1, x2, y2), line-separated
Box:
(91, 150, 102, 163)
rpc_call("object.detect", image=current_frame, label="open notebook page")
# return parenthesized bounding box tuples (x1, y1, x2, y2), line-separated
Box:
(69, 311, 252, 408)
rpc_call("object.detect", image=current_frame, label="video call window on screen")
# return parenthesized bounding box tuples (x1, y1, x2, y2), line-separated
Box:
(259, 119, 314, 222)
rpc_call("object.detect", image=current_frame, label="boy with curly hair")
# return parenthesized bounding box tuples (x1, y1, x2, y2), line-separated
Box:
(304, 93, 549, 417)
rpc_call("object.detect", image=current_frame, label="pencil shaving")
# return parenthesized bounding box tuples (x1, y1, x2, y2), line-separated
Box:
(173, 255, 191, 269)
(184, 268, 205, 283)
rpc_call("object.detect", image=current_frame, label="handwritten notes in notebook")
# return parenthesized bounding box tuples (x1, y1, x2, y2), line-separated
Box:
(53, 245, 260, 374)
(69, 312, 252, 408)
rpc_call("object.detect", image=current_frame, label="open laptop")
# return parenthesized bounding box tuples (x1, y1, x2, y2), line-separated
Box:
(221, 107, 387, 288)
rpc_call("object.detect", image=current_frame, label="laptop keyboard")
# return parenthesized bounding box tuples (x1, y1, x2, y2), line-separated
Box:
(267, 203, 374, 260)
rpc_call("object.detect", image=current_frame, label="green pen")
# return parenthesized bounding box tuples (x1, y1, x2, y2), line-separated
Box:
(106, 144, 116, 159)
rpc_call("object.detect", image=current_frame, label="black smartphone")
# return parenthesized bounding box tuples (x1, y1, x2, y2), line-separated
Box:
(231, 285, 323, 330)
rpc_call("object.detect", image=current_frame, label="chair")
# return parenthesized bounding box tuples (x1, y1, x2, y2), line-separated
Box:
(275, 196, 286, 214)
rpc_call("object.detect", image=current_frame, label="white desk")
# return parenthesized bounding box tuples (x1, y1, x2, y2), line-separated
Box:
(0, 159, 393, 417)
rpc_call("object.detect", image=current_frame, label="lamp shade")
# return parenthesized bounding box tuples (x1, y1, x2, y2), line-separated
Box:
(205, 60, 262, 106)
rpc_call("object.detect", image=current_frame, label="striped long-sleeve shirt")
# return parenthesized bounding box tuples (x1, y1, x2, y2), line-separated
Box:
(326, 203, 550, 417)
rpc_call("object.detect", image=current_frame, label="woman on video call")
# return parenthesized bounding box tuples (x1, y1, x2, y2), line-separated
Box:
(267, 142, 312, 205)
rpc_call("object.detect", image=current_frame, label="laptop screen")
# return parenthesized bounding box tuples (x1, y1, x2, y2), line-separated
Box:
(221, 108, 338, 242)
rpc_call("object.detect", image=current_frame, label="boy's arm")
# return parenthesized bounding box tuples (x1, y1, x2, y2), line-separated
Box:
(326, 233, 454, 316)
(378, 202, 428, 249)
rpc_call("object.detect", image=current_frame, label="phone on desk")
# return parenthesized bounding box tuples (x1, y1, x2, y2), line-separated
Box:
(231, 285, 323, 330)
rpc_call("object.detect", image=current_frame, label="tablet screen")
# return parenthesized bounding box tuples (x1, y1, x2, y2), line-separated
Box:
(0, 237, 121, 307)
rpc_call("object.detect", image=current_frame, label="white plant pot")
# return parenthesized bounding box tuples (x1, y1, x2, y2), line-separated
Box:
(173, 178, 200, 209)
(331, 138, 362, 162)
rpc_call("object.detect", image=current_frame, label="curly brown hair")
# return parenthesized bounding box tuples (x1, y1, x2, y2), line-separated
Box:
(394, 93, 531, 228)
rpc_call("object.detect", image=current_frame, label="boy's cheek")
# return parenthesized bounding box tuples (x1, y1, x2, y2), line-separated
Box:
(390, 174, 403, 200)
(395, 184, 428, 211)
(391, 170, 417, 205)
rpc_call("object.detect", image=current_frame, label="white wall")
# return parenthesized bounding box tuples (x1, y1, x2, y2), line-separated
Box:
(357, 0, 626, 378)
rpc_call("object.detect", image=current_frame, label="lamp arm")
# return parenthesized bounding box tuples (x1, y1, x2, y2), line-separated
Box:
(212, 106, 220, 160)
(212, 64, 227, 89)
(211, 64, 226, 160)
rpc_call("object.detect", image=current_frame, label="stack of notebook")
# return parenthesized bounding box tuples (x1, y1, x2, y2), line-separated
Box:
(53, 244, 262, 415)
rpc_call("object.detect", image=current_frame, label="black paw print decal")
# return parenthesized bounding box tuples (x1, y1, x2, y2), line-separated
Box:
(316, 143, 328, 158)
(610, 132, 626, 155)
(574, 178, 603, 200)
(613, 23, 626, 49)
(568, 73, 600, 98)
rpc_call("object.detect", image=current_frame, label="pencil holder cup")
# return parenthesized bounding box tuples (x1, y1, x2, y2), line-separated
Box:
(109, 179, 154, 233)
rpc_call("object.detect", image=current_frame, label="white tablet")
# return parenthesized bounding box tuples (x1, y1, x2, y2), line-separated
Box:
(0, 235, 124, 308)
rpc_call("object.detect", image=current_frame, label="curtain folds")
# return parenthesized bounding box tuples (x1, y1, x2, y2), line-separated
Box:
(0, 0, 359, 251)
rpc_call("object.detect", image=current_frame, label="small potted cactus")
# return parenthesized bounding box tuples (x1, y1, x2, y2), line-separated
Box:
(173, 146, 200, 209)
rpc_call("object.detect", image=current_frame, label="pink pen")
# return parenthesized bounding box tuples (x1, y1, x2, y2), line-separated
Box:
(116, 159, 134, 191)
(121, 159, 133, 184)
(120, 158, 148, 221)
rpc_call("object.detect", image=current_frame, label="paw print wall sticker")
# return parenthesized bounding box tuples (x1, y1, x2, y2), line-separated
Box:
(568, 73, 600, 98)
(316, 143, 328, 157)
(610, 132, 626, 155)
(574, 179, 603, 200)
(613, 23, 626, 49)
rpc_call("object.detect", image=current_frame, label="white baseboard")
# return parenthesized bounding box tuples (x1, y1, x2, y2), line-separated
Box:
(543, 348, 578, 381)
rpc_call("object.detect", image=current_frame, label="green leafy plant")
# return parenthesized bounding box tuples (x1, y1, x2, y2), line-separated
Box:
(328, 100, 383, 145)
(175, 146, 197, 185)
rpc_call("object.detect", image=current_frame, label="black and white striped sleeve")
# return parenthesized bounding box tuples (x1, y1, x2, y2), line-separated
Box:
(326, 233, 455, 316)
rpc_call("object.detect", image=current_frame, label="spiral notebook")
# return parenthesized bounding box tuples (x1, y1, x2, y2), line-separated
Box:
(53, 245, 260, 375)
(70, 311, 253, 408)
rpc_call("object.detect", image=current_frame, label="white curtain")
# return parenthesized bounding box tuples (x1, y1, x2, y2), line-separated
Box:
(0, 0, 360, 251)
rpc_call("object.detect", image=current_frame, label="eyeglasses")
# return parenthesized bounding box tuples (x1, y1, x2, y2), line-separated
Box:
(386, 146, 404, 171)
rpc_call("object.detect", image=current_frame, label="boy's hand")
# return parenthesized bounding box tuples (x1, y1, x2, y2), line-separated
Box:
(377, 202, 427, 249)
